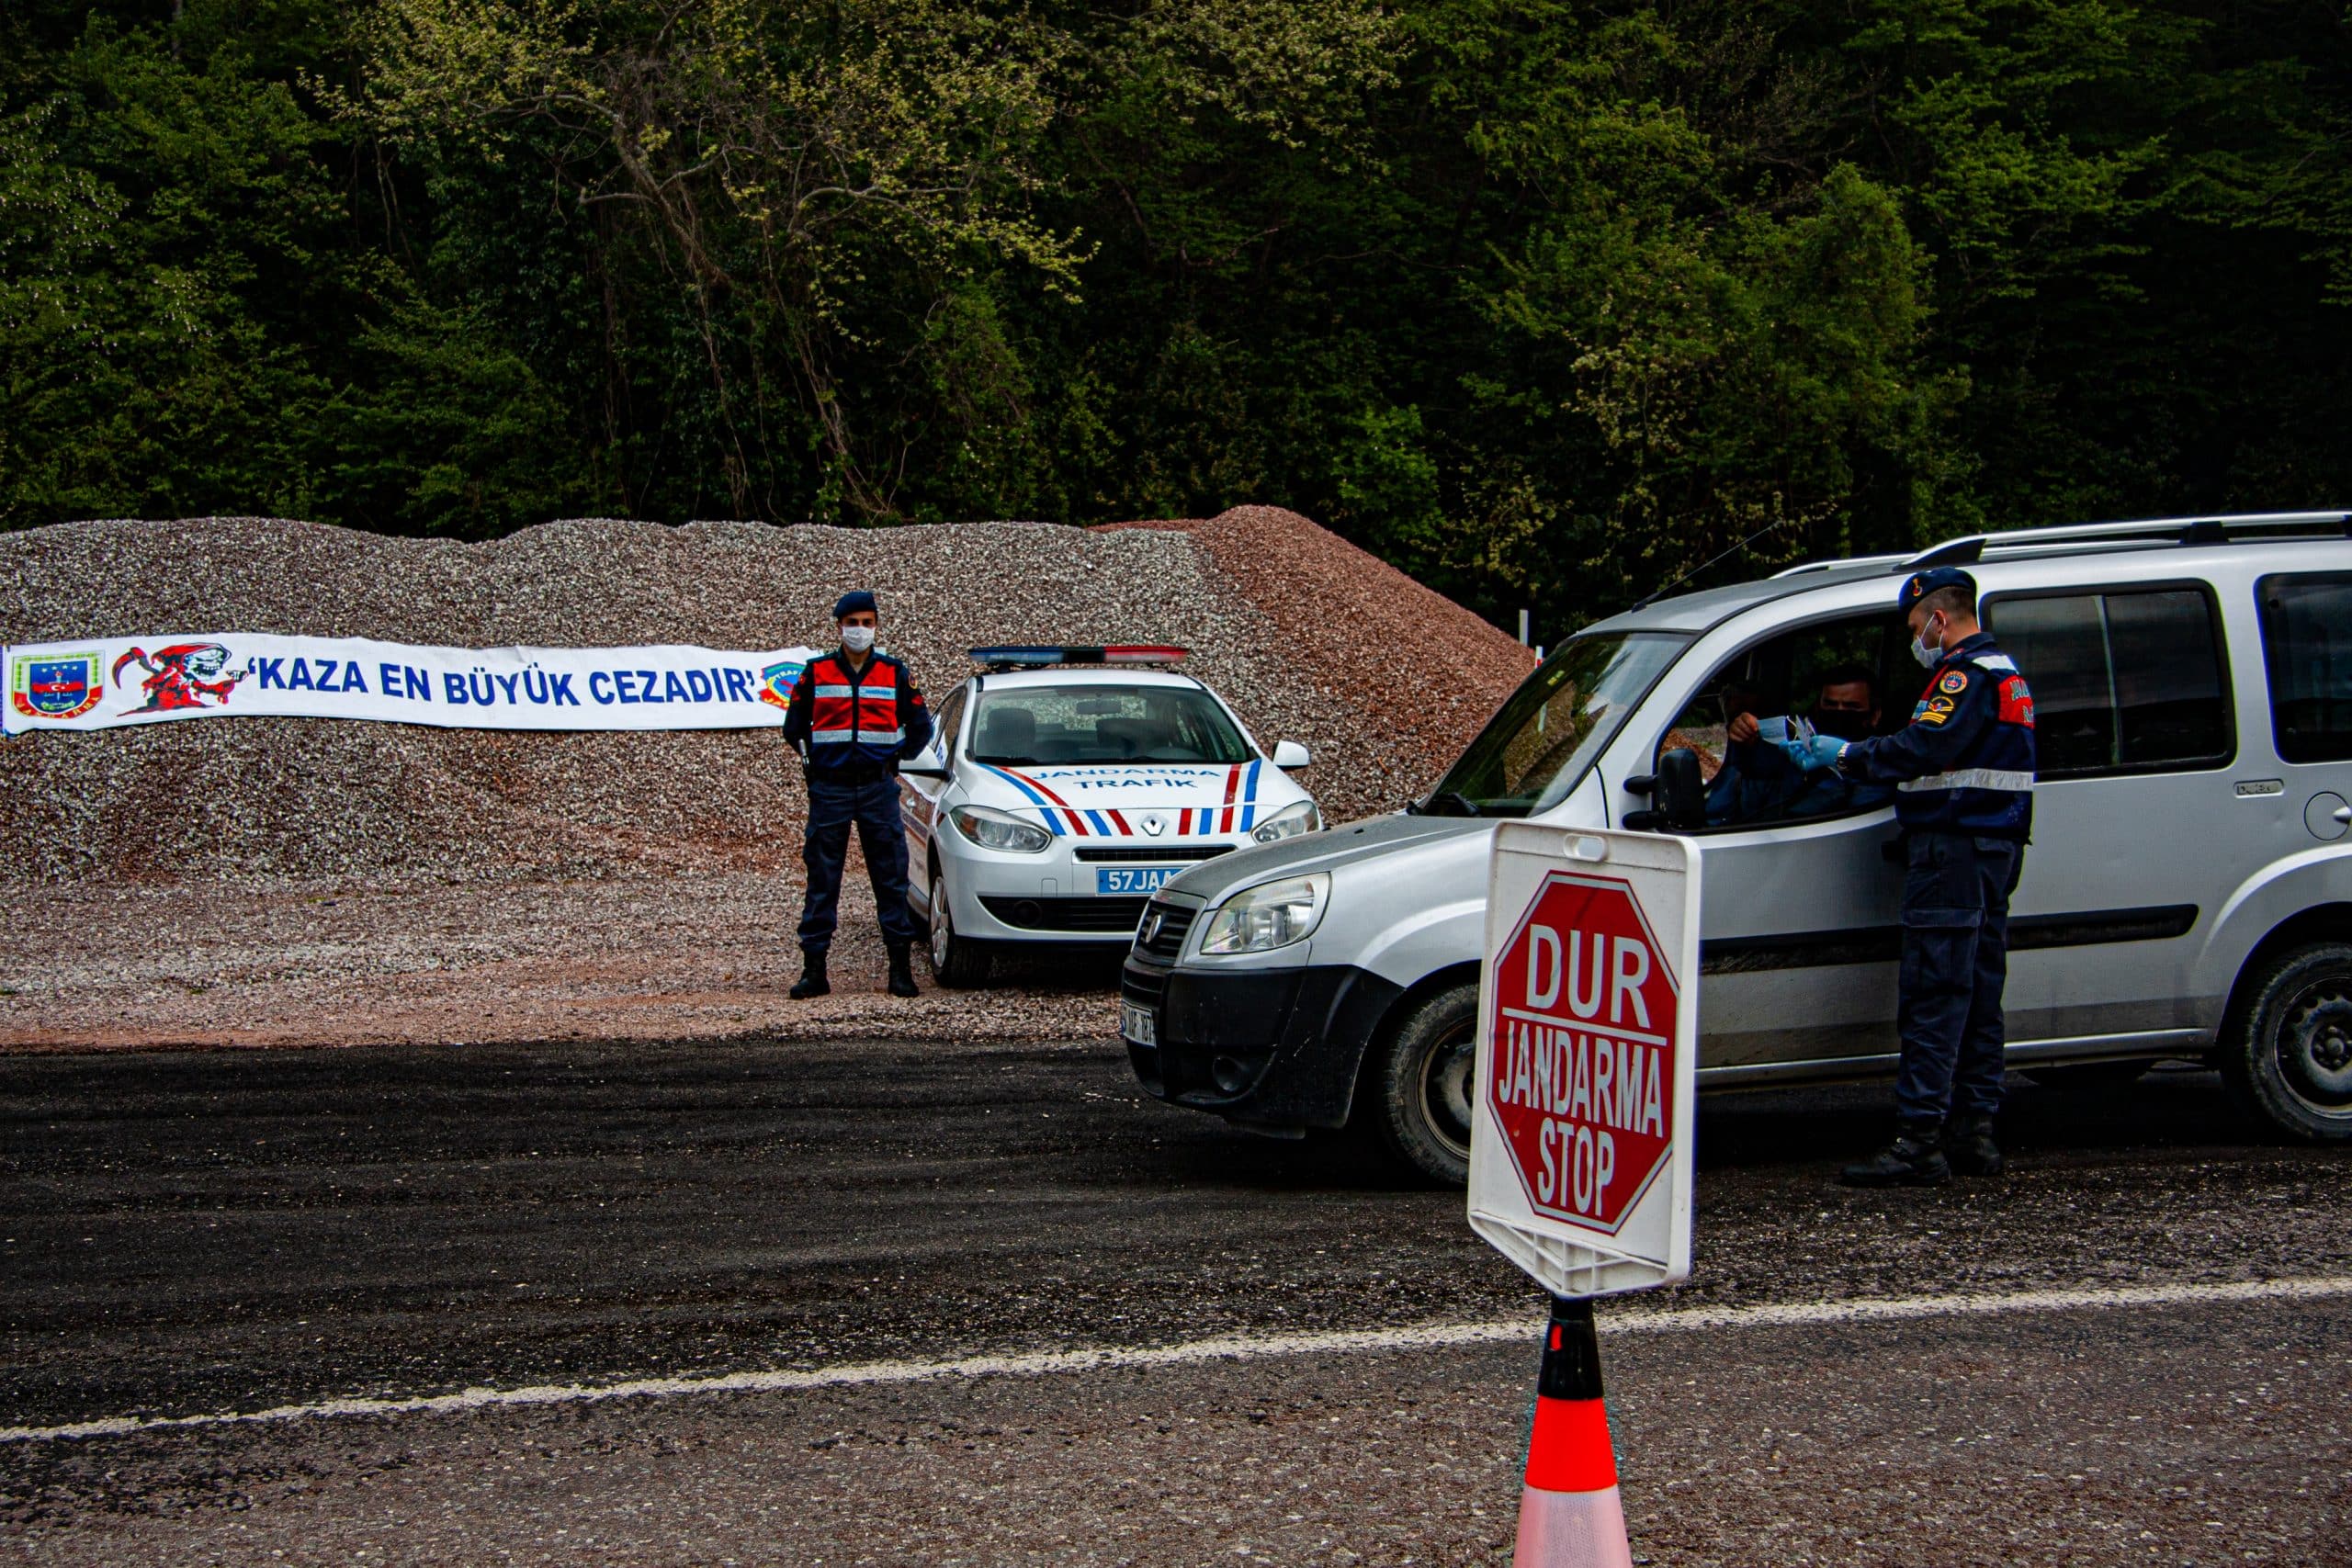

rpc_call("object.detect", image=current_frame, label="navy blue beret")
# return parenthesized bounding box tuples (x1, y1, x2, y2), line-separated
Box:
(832, 589, 877, 620)
(1898, 567, 1975, 613)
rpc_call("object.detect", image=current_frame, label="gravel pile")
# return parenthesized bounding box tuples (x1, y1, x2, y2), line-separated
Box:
(0, 508, 1532, 887)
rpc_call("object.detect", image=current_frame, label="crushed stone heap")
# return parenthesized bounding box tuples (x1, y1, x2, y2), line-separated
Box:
(1, 506, 1532, 886)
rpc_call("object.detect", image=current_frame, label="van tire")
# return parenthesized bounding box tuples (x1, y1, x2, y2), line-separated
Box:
(927, 869, 993, 988)
(2221, 942, 2352, 1142)
(1370, 981, 1480, 1186)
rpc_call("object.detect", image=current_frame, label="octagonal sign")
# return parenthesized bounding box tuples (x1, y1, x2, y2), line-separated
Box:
(1488, 868, 1678, 1231)
(1469, 824, 1699, 1299)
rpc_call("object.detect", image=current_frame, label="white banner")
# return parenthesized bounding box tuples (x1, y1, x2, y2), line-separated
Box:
(1, 635, 823, 734)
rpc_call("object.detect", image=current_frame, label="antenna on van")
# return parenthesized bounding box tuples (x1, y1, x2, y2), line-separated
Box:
(1627, 516, 1801, 612)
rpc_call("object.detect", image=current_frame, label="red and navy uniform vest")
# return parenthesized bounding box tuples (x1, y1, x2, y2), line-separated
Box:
(782, 650, 933, 778)
(1840, 631, 2036, 839)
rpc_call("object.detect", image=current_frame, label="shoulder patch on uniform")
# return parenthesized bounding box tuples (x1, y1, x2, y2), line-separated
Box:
(1914, 705, 1951, 727)
(1937, 669, 1970, 696)
(1927, 695, 1956, 715)
(1998, 674, 2034, 728)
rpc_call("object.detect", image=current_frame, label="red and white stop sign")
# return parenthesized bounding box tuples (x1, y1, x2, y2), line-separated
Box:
(1486, 868, 1680, 1234)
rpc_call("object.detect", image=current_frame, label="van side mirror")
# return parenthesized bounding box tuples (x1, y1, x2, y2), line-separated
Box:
(1272, 739, 1312, 769)
(1623, 748, 1705, 832)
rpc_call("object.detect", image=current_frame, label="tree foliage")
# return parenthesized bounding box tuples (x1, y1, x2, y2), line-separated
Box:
(5, 0, 2350, 632)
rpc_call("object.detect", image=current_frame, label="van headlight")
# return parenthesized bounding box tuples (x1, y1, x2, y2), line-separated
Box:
(1250, 801, 1322, 843)
(1198, 873, 1329, 955)
(949, 804, 1053, 853)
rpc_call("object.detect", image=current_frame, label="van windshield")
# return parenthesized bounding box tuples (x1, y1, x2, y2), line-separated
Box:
(1420, 633, 1687, 818)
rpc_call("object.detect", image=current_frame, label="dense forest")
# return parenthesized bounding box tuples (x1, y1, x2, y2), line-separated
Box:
(5, 1, 2349, 630)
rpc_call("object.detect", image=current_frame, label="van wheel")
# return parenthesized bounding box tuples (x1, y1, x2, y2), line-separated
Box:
(927, 870, 993, 988)
(1369, 981, 1479, 1186)
(2222, 942, 2352, 1142)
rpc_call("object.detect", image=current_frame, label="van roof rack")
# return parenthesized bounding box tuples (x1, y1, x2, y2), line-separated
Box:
(1896, 510, 2352, 571)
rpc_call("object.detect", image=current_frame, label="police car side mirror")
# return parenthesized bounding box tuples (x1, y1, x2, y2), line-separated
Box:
(900, 764, 952, 780)
(1272, 739, 1311, 769)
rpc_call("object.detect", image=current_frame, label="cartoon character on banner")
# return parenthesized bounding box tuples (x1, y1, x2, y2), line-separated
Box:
(759, 660, 805, 711)
(112, 643, 249, 714)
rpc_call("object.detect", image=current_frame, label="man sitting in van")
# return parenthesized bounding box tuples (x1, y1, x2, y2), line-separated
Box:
(1706, 666, 1895, 826)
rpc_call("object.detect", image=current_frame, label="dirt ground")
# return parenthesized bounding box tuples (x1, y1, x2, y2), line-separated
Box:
(0, 870, 1115, 1053)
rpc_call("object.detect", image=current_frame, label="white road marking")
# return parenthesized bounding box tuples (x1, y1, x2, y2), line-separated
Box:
(6, 1274, 2346, 1445)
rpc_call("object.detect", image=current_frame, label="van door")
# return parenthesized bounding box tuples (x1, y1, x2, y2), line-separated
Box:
(1982, 583, 2237, 1052)
(1627, 608, 1912, 1074)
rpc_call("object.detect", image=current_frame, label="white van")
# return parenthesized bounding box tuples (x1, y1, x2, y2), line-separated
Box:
(1119, 514, 2352, 1181)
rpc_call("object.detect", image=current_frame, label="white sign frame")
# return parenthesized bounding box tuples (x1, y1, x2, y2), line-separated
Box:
(1468, 822, 1701, 1298)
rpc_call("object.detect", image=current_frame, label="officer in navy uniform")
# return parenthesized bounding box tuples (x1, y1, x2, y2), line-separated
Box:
(781, 590, 933, 1000)
(1815, 567, 2037, 1185)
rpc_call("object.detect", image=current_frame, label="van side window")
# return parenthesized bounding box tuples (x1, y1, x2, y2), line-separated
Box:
(1984, 588, 2232, 776)
(2256, 573, 2352, 763)
(1651, 610, 1906, 831)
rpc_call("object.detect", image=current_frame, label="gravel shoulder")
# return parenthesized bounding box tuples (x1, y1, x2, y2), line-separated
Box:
(0, 873, 1117, 1052)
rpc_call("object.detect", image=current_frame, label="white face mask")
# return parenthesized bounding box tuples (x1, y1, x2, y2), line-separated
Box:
(1909, 615, 1945, 670)
(840, 624, 876, 653)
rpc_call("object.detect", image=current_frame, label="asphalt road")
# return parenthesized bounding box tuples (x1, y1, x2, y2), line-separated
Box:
(3, 1037, 2347, 1565)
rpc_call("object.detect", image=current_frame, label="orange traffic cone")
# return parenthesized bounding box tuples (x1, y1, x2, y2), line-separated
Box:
(1513, 1297, 1633, 1568)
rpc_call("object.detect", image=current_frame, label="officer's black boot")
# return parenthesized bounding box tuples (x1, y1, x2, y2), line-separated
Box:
(1839, 1122, 1952, 1188)
(789, 952, 831, 1000)
(885, 942, 920, 999)
(1944, 1112, 2005, 1178)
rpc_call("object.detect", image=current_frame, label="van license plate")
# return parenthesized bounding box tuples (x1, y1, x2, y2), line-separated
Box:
(1120, 1001, 1158, 1047)
(1099, 866, 1181, 895)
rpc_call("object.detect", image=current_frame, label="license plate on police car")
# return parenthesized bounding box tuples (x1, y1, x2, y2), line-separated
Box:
(1098, 865, 1181, 895)
(1120, 1001, 1158, 1047)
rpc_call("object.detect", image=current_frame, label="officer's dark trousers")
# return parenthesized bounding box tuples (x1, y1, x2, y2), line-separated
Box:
(798, 776, 919, 955)
(1895, 831, 2025, 1127)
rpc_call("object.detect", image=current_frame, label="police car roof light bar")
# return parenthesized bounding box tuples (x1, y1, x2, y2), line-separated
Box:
(968, 644, 1190, 671)
(1901, 510, 2352, 571)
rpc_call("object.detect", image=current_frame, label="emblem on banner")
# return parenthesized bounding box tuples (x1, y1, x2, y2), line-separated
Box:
(111, 643, 248, 714)
(11, 651, 107, 719)
(759, 660, 805, 710)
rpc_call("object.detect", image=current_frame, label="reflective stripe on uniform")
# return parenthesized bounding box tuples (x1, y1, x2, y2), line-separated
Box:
(1897, 767, 2034, 793)
(809, 731, 854, 745)
(811, 684, 855, 698)
(1968, 654, 2018, 674)
(857, 683, 896, 699)
(858, 728, 904, 746)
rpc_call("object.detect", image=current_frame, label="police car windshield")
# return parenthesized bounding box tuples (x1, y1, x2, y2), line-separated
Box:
(1424, 633, 1687, 817)
(967, 684, 1253, 765)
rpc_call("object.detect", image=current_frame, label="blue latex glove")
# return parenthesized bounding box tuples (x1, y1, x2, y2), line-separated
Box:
(1775, 732, 1849, 773)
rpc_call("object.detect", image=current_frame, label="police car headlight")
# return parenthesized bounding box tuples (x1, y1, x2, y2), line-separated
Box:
(1198, 873, 1329, 955)
(1250, 801, 1322, 843)
(949, 804, 1053, 853)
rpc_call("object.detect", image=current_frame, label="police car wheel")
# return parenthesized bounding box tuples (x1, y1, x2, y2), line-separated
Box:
(1368, 981, 1478, 1187)
(2222, 942, 2352, 1143)
(927, 869, 993, 988)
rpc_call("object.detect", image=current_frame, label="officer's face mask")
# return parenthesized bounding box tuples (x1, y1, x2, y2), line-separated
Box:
(840, 622, 876, 653)
(1909, 613, 1946, 670)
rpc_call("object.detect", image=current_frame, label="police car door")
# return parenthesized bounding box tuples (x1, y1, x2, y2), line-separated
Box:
(1624, 608, 1910, 1075)
(903, 683, 967, 912)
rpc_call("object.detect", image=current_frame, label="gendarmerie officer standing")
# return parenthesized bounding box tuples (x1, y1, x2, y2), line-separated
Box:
(781, 590, 933, 1001)
(1819, 567, 2037, 1186)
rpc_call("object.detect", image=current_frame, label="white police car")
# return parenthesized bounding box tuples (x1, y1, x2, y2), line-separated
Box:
(901, 646, 1323, 986)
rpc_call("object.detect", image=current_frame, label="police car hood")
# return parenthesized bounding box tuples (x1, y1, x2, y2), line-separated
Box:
(1160, 810, 1489, 904)
(967, 760, 1309, 838)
